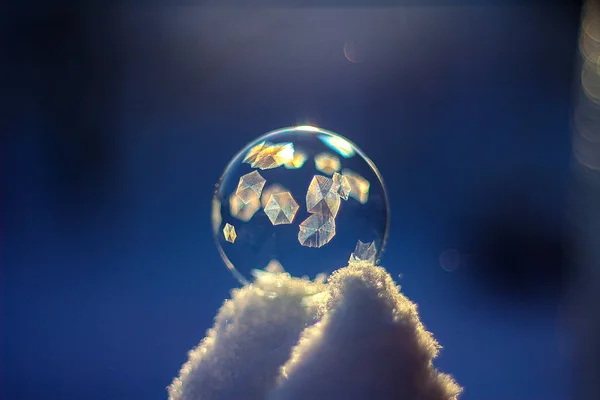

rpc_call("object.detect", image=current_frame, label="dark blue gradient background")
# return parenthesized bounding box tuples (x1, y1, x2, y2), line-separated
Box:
(4, 4, 583, 400)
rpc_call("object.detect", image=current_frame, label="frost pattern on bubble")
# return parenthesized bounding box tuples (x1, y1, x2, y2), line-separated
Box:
(213, 125, 389, 287)
(284, 150, 308, 169)
(243, 141, 295, 170)
(254, 143, 295, 170)
(223, 223, 237, 243)
(306, 175, 341, 218)
(332, 172, 351, 200)
(314, 152, 341, 175)
(235, 171, 266, 203)
(298, 214, 336, 248)
(229, 193, 261, 222)
(264, 192, 299, 226)
(342, 168, 370, 204)
(242, 142, 267, 165)
(261, 184, 288, 208)
(349, 240, 377, 264)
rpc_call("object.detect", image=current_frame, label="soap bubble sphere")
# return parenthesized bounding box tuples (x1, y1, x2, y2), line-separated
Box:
(212, 126, 390, 287)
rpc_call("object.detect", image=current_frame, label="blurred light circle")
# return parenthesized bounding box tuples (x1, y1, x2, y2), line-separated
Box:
(343, 41, 363, 63)
(439, 249, 461, 272)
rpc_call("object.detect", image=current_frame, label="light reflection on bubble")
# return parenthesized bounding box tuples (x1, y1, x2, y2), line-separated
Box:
(293, 125, 320, 133)
(319, 134, 357, 158)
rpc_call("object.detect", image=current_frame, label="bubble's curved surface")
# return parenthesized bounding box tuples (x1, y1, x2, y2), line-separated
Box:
(213, 126, 390, 287)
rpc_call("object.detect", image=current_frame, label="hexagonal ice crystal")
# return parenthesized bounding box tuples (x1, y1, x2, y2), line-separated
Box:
(261, 183, 288, 208)
(243, 141, 295, 170)
(284, 150, 308, 169)
(298, 213, 336, 248)
(264, 192, 299, 225)
(306, 175, 341, 218)
(342, 168, 370, 204)
(349, 240, 377, 264)
(242, 141, 267, 165)
(229, 192, 261, 222)
(223, 223, 237, 243)
(332, 172, 351, 200)
(314, 152, 341, 175)
(235, 171, 266, 203)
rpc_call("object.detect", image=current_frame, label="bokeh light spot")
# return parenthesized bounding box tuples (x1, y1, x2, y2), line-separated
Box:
(439, 249, 461, 272)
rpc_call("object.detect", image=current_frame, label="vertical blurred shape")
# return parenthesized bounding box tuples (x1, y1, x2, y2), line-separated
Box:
(572, 1, 600, 398)
(8, 7, 122, 217)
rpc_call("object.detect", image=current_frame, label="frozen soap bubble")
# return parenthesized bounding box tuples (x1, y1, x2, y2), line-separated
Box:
(212, 126, 390, 287)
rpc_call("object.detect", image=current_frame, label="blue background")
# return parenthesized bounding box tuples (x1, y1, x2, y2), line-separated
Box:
(4, 3, 582, 399)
